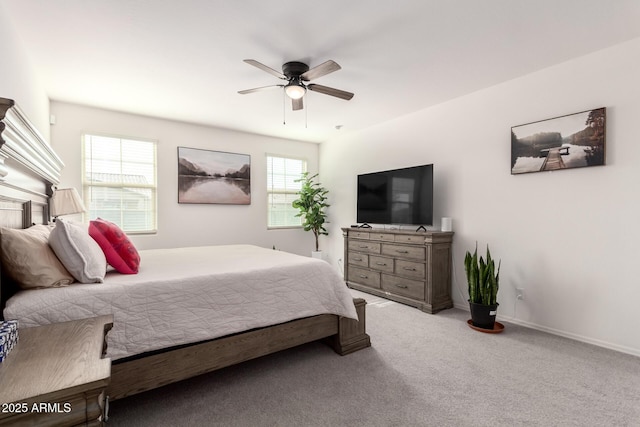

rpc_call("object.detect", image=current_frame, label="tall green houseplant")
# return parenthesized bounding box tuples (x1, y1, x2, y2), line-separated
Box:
(464, 243, 500, 306)
(292, 172, 330, 252)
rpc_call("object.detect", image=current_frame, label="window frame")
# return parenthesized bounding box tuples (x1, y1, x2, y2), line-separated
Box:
(266, 154, 308, 230)
(81, 133, 158, 235)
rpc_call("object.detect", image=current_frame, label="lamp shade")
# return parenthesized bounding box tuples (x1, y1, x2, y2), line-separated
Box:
(50, 188, 86, 217)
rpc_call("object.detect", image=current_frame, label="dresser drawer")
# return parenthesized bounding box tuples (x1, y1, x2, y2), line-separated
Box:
(394, 234, 425, 244)
(350, 231, 371, 240)
(382, 274, 425, 300)
(348, 266, 381, 288)
(369, 232, 395, 242)
(348, 240, 381, 254)
(369, 255, 394, 273)
(381, 244, 425, 260)
(396, 259, 426, 279)
(348, 252, 368, 267)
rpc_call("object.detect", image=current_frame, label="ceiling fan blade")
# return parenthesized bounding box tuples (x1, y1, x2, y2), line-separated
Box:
(300, 60, 341, 81)
(238, 85, 283, 95)
(307, 84, 354, 100)
(243, 59, 286, 80)
(292, 97, 304, 111)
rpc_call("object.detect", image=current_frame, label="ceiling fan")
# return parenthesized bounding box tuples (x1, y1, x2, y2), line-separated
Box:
(238, 59, 354, 111)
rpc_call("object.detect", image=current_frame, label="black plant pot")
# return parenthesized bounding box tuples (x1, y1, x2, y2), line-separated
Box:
(469, 301, 499, 330)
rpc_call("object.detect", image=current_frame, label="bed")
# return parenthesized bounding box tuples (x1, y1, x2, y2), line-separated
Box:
(0, 97, 370, 401)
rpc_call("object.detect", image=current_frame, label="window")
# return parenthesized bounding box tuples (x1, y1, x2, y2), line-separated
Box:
(266, 155, 307, 228)
(82, 134, 157, 234)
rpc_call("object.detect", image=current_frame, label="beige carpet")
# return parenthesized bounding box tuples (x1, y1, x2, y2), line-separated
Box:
(108, 290, 640, 426)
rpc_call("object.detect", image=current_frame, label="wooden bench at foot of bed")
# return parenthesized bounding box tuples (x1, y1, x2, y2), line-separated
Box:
(108, 298, 370, 401)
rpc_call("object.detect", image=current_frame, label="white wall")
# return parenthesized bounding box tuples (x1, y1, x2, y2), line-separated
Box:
(50, 102, 319, 256)
(320, 37, 640, 357)
(0, 4, 50, 141)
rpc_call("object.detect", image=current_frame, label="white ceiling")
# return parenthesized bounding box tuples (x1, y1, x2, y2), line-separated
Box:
(4, 0, 640, 143)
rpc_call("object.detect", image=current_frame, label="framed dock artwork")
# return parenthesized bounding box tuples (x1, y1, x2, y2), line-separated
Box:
(511, 108, 606, 175)
(177, 147, 251, 204)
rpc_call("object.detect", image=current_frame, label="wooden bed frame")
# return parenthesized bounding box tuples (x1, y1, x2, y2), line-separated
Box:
(0, 97, 371, 401)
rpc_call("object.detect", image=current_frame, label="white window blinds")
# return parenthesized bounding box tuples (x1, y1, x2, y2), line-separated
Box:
(266, 155, 306, 228)
(82, 134, 157, 234)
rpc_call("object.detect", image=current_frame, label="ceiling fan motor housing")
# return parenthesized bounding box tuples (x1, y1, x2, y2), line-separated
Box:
(282, 61, 310, 79)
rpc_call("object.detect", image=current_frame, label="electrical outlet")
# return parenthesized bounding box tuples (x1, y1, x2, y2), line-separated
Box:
(516, 288, 524, 300)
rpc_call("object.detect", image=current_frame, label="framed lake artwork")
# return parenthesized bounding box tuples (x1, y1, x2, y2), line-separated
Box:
(177, 147, 251, 204)
(511, 108, 606, 175)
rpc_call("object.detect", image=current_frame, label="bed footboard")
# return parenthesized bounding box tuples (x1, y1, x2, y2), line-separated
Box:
(329, 297, 371, 355)
(108, 298, 370, 401)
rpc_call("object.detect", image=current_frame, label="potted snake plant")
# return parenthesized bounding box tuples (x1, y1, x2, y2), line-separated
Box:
(292, 172, 329, 258)
(464, 243, 501, 329)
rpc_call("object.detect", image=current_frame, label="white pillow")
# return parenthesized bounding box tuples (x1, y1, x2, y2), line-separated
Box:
(49, 219, 107, 283)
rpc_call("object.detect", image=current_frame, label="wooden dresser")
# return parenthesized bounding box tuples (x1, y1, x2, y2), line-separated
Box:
(343, 227, 453, 313)
(0, 315, 113, 426)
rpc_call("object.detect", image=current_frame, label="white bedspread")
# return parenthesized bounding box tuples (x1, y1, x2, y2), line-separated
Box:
(3, 245, 357, 360)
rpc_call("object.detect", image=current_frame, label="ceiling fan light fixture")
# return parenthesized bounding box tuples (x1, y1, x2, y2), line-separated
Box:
(285, 82, 306, 100)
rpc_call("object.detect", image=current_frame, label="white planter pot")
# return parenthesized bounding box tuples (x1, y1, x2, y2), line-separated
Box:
(311, 251, 324, 260)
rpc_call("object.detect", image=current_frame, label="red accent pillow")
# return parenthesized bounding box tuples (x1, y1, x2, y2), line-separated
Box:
(89, 218, 140, 274)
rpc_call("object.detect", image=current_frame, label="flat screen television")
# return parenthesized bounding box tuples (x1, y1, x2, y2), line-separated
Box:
(357, 164, 433, 226)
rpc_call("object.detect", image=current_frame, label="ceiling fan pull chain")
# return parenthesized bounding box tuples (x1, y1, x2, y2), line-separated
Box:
(283, 89, 286, 125)
(305, 95, 308, 128)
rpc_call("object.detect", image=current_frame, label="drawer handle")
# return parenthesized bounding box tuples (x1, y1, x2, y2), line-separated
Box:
(375, 262, 387, 266)
(396, 250, 409, 254)
(359, 274, 369, 279)
(395, 284, 408, 289)
(359, 245, 369, 249)
(353, 257, 363, 261)
(402, 267, 417, 271)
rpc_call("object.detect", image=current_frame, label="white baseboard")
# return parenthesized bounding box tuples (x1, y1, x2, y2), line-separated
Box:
(453, 302, 640, 358)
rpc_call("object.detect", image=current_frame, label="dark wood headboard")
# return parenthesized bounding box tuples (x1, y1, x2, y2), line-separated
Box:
(0, 97, 64, 315)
